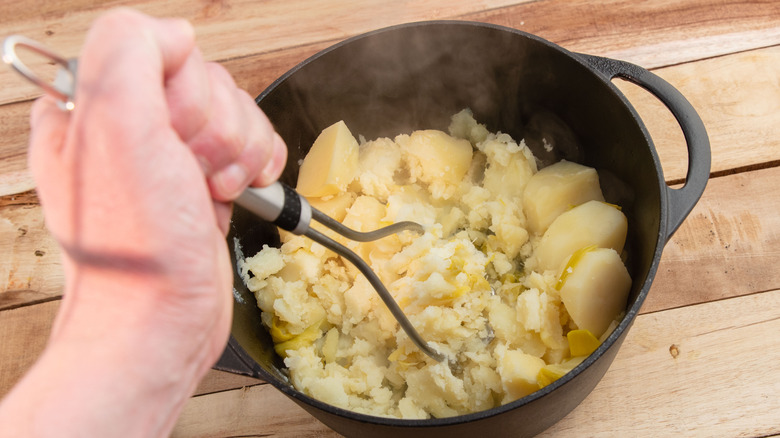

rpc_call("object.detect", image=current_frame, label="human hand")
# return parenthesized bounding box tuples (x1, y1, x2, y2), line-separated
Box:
(0, 8, 286, 437)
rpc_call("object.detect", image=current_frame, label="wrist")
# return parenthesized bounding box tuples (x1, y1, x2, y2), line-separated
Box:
(8, 256, 230, 437)
(52, 248, 231, 368)
(0, 235, 233, 437)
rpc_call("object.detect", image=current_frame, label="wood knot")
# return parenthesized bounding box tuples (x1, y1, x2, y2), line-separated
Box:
(669, 344, 680, 359)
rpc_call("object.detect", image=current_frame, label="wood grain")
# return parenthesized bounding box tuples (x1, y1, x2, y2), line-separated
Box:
(0, 299, 56, 397)
(470, 0, 780, 69)
(171, 289, 780, 437)
(0, 203, 62, 310)
(173, 384, 342, 438)
(642, 165, 780, 313)
(541, 289, 780, 437)
(0, 0, 526, 106)
(0, 101, 34, 197)
(613, 45, 780, 183)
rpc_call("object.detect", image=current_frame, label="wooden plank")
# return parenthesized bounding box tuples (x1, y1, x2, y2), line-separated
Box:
(642, 165, 780, 313)
(541, 289, 780, 437)
(0, 101, 34, 197)
(0, 298, 264, 398)
(193, 369, 262, 398)
(173, 383, 341, 438)
(0, 299, 56, 397)
(469, 0, 780, 69)
(0, 203, 62, 310)
(0, 0, 526, 106)
(613, 46, 780, 183)
(219, 40, 331, 107)
(172, 290, 780, 437)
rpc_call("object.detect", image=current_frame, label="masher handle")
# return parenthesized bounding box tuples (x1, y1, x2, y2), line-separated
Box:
(236, 182, 312, 235)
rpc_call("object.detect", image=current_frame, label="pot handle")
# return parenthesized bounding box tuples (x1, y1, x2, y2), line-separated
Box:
(579, 54, 711, 242)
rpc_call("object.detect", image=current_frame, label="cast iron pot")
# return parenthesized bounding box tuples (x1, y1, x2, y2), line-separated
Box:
(216, 21, 710, 437)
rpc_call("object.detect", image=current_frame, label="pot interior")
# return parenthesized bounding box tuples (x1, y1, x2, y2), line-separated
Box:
(227, 20, 663, 428)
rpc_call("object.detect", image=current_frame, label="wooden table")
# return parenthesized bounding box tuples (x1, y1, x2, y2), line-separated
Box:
(2, 0, 779, 436)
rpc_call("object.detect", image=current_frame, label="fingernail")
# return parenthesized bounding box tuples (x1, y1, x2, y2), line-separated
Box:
(214, 162, 248, 198)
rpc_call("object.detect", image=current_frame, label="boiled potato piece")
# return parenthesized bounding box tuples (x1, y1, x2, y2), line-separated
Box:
(274, 318, 325, 358)
(500, 350, 546, 401)
(523, 161, 605, 235)
(342, 196, 387, 263)
(536, 356, 586, 388)
(559, 248, 631, 338)
(297, 120, 359, 197)
(307, 192, 356, 222)
(402, 130, 473, 186)
(567, 329, 601, 357)
(534, 200, 627, 271)
(321, 327, 339, 364)
(343, 195, 387, 233)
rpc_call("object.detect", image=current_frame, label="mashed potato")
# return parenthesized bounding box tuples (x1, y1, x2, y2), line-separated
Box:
(240, 110, 630, 419)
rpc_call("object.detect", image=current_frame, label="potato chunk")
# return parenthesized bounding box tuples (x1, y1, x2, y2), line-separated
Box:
(559, 248, 631, 338)
(499, 350, 545, 401)
(297, 120, 359, 197)
(523, 161, 605, 235)
(534, 200, 627, 271)
(402, 130, 473, 186)
(307, 192, 356, 222)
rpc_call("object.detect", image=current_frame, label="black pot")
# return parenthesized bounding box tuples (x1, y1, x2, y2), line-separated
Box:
(216, 21, 710, 437)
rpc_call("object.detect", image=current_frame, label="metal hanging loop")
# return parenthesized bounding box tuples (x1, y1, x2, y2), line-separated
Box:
(2, 35, 77, 110)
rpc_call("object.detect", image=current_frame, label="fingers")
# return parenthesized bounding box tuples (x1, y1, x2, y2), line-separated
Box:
(74, 8, 195, 144)
(254, 132, 288, 186)
(164, 47, 210, 143)
(185, 64, 287, 201)
(85, 8, 195, 80)
(74, 8, 287, 204)
(185, 63, 250, 177)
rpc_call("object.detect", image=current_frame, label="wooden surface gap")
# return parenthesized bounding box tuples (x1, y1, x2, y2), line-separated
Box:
(653, 40, 780, 71)
(666, 159, 780, 186)
(708, 159, 780, 181)
(193, 381, 269, 399)
(640, 286, 780, 317)
(0, 295, 60, 312)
